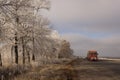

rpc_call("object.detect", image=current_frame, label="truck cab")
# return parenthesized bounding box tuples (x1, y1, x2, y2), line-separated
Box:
(87, 50, 98, 61)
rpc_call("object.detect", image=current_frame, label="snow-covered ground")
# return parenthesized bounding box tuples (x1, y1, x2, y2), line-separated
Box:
(99, 57, 120, 61)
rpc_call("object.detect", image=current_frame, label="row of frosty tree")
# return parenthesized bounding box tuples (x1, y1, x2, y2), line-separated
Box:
(0, 0, 73, 66)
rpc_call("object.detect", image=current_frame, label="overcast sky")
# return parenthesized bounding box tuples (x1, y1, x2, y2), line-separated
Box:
(49, 0, 120, 57)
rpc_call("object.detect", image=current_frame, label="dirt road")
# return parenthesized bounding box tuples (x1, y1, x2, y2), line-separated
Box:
(74, 59, 120, 80)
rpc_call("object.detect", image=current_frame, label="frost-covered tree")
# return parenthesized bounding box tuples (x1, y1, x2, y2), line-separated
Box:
(58, 40, 74, 58)
(0, 0, 50, 64)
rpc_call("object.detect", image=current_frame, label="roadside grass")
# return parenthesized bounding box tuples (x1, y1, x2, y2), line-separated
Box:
(0, 65, 31, 80)
(0, 58, 81, 80)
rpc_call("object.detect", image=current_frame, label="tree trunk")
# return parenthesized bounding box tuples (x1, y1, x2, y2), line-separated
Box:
(11, 46, 14, 63)
(32, 54, 35, 61)
(22, 45, 25, 64)
(32, 37, 35, 61)
(22, 37, 25, 64)
(27, 51, 30, 63)
(15, 34, 19, 64)
(0, 53, 2, 66)
(14, 7, 19, 64)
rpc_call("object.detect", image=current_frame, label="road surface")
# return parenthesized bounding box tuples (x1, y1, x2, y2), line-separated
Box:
(74, 59, 120, 80)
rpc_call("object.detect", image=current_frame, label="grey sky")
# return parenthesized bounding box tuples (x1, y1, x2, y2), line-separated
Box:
(49, 0, 120, 57)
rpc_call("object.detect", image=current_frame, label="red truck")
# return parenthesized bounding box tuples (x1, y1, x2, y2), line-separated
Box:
(87, 50, 98, 61)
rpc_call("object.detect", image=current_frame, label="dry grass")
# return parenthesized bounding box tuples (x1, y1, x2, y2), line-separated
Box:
(0, 65, 31, 80)
(1, 58, 120, 80)
(13, 58, 81, 80)
(14, 64, 77, 80)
